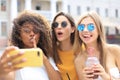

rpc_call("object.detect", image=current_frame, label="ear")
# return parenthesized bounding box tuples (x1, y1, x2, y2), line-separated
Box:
(71, 26, 75, 33)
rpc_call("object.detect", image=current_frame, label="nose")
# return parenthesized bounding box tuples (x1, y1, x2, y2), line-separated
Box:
(57, 23, 62, 28)
(83, 26, 88, 31)
(30, 30, 35, 35)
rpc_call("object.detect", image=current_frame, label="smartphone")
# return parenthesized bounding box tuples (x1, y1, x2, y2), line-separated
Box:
(9, 48, 43, 67)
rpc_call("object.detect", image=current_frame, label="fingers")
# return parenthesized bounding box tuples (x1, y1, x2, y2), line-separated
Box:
(83, 67, 94, 79)
(83, 64, 106, 79)
(1, 56, 26, 74)
(0, 48, 26, 75)
(0, 46, 19, 60)
(33, 36, 37, 48)
(12, 58, 26, 67)
(4, 58, 26, 69)
(2, 65, 22, 74)
(1, 50, 24, 66)
(93, 64, 106, 77)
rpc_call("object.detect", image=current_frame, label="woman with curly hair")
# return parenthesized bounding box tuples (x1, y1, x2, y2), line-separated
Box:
(0, 10, 61, 80)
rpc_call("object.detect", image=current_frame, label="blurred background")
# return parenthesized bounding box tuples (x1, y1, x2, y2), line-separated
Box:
(0, 0, 120, 52)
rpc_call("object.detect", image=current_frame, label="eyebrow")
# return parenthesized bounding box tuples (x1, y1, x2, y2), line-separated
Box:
(80, 23, 94, 25)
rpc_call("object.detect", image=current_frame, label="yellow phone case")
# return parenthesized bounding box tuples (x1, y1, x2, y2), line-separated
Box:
(9, 48, 43, 67)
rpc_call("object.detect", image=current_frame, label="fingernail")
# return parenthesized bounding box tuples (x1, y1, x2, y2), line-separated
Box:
(19, 50, 24, 54)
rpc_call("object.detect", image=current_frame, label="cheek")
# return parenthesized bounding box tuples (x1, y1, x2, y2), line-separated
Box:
(20, 35, 29, 44)
(79, 32, 82, 38)
(93, 29, 99, 38)
(35, 34, 40, 42)
(94, 33, 99, 40)
(54, 29, 57, 35)
(65, 29, 72, 37)
(67, 27, 74, 34)
(20, 33, 26, 41)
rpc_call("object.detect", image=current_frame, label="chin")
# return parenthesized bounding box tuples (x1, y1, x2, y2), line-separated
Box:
(57, 38, 64, 42)
(83, 41, 91, 45)
(26, 45, 34, 48)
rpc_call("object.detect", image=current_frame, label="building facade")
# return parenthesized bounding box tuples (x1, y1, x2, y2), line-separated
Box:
(0, 0, 120, 49)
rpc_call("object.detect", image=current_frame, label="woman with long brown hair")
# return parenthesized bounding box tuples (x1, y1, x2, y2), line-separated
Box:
(51, 12, 78, 80)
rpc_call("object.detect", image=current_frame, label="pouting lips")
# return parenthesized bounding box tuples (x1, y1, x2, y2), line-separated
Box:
(30, 38, 35, 42)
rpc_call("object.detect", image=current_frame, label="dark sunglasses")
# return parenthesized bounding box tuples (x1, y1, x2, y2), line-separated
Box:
(77, 23, 95, 32)
(52, 21, 67, 28)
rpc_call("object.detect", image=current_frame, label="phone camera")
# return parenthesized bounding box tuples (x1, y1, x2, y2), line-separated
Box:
(37, 51, 40, 56)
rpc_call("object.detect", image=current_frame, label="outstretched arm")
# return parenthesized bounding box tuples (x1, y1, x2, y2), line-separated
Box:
(43, 55, 62, 80)
(0, 46, 25, 80)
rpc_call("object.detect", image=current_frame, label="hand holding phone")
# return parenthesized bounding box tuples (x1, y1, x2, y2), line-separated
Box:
(9, 48, 43, 67)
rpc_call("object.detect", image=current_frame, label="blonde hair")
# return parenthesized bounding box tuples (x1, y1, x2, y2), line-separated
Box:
(73, 11, 108, 69)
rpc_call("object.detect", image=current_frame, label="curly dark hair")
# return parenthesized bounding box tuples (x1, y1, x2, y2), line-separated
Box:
(51, 12, 76, 64)
(10, 10, 52, 57)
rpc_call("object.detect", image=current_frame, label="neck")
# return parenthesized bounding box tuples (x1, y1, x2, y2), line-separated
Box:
(86, 41, 99, 50)
(59, 40, 73, 51)
(86, 42, 100, 58)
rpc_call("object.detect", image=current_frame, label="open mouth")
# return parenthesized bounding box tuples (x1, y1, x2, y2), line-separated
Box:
(57, 32, 63, 35)
(81, 34, 93, 41)
(83, 34, 92, 38)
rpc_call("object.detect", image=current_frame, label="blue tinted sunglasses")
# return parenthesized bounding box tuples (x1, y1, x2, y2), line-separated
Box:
(77, 23, 95, 32)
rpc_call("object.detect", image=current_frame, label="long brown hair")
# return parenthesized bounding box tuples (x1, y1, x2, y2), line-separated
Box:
(51, 12, 76, 64)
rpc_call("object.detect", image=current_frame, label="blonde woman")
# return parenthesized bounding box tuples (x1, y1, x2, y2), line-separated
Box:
(73, 11, 111, 80)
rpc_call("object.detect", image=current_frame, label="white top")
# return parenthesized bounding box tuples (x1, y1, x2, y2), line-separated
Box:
(109, 67, 120, 78)
(15, 57, 58, 80)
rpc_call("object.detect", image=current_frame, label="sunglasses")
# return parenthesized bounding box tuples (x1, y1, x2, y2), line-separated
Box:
(77, 23, 95, 32)
(21, 28, 39, 34)
(52, 21, 67, 28)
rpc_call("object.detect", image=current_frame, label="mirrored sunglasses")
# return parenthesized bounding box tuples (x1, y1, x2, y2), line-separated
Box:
(77, 23, 95, 32)
(52, 21, 67, 28)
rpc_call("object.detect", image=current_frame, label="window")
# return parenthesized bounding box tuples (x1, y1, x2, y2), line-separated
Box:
(77, 6, 81, 15)
(1, 22, 7, 36)
(96, 7, 100, 15)
(87, 7, 90, 11)
(105, 8, 108, 17)
(36, 5, 41, 10)
(115, 27, 119, 34)
(56, 3, 59, 12)
(115, 9, 118, 18)
(1, 0, 6, 11)
(17, 0, 21, 12)
(68, 5, 70, 13)
(105, 26, 109, 36)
